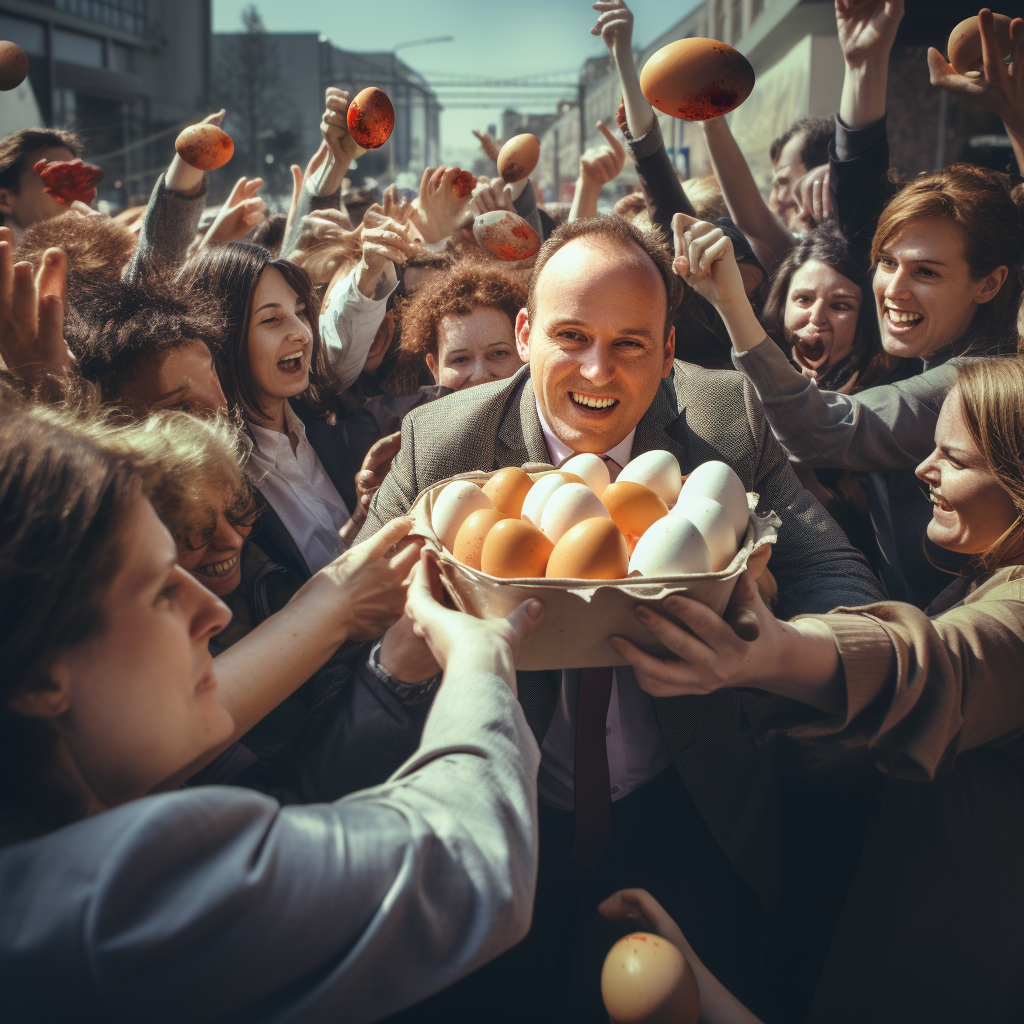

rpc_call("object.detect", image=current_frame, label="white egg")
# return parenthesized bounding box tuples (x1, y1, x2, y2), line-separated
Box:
(521, 473, 568, 527)
(628, 515, 712, 577)
(679, 461, 748, 544)
(540, 482, 610, 543)
(558, 453, 610, 497)
(672, 495, 737, 571)
(618, 450, 682, 506)
(432, 481, 494, 551)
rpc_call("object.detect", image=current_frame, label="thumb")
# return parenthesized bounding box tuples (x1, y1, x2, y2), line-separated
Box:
(353, 515, 413, 560)
(502, 598, 544, 652)
(723, 569, 764, 642)
(672, 211, 700, 232)
(226, 176, 248, 204)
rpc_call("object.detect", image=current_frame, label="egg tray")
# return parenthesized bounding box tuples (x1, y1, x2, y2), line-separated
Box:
(408, 468, 780, 671)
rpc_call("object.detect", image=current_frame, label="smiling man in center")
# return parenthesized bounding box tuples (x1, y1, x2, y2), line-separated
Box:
(356, 216, 884, 1022)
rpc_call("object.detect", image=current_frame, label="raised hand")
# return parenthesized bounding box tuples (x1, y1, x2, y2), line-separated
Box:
(591, 0, 634, 60)
(411, 166, 476, 243)
(0, 228, 74, 383)
(835, 0, 904, 67)
(470, 178, 516, 217)
(321, 87, 365, 161)
(793, 163, 832, 230)
(671, 212, 747, 309)
(928, 10, 1024, 165)
(357, 211, 419, 297)
(382, 183, 414, 227)
(592, 0, 654, 139)
(472, 128, 502, 164)
(580, 121, 626, 187)
(199, 176, 266, 248)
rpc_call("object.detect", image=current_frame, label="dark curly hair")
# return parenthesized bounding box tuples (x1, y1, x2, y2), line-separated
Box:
(66, 272, 225, 403)
(15, 211, 137, 283)
(398, 258, 527, 364)
(770, 115, 835, 171)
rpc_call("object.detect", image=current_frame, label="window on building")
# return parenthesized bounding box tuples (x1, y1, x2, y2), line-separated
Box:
(53, 28, 104, 69)
(0, 15, 46, 56)
(54, 0, 148, 37)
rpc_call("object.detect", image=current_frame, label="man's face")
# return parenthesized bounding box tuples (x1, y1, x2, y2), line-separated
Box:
(516, 237, 674, 454)
(769, 133, 807, 232)
(116, 339, 228, 415)
(0, 146, 77, 232)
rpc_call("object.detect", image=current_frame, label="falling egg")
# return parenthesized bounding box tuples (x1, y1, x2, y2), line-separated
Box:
(175, 124, 234, 171)
(480, 519, 553, 578)
(629, 515, 712, 577)
(617, 450, 683, 507)
(601, 932, 700, 1024)
(453, 508, 508, 571)
(473, 210, 541, 261)
(546, 518, 629, 580)
(602, 481, 669, 552)
(452, 168, 477, 198)
(673, 495, 736, 571)
(497, 133, 540, 183)
(948, 13, 1012, 74)
(483, 466, 535, 518)
(539, 482, 610, 544)
(347, 87, 395, 149)
(431, 480, 494, 551)
(640, 37, 755, 121)
(0, 41, 28, 91)
(679, 461, 748, 544)
(522, 473, 569, 527)
(559, 453, 610, 497)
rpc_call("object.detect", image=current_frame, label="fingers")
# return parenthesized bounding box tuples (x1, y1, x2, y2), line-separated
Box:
(595, 119, 624, 155)
(356, 515, 413, 560)
(11, 261, 37, 339)
(203, 109, 227, 126)
(36, 248, 66, 303)
(978, 8, 1001, 74)
(226, 176, 249, 204)
(722, 570, 763, 642)
(364, 430, 402, 471)
(597, 888, 664, 934)
(502, 597, 545, 651)
(0, 238, 13, 311)
(635, 601, 715, 662)
(606, 636, 690, 697)
(36, 292, 67, 368)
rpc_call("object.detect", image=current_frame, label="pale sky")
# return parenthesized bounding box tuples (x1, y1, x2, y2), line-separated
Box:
(212, 0, 701, 165)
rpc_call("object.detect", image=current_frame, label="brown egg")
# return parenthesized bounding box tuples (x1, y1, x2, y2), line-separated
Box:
(0, 41, 29, 92)
(480, 519, 553, 578)
(602, 481, 669, 550)
(452, 169, 477, 198)
(482, 467, 534, 518)
(175, 124, 234, 171)
(453, 508, 508, 571)
(640, 38, 755, 121)
(601, 932, 700, 1024)
(347, 87, 395, 149)
(947, 13, 1012, 75)
(473, 210, 541, 260)
(546, 518, 629, 580)
(497, 133, 540, 183)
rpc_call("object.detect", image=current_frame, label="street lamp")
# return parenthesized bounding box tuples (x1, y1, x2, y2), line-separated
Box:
(389, 36, 452, 178)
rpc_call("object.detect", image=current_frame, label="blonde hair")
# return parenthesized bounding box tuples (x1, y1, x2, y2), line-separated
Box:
(955, 357, 1024, 572)
(682, 175, 728, 222)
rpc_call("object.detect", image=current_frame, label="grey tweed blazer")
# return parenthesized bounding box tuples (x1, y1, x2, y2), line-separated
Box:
(360, 362, 885, 909)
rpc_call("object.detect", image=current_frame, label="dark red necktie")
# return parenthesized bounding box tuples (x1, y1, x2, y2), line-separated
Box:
(572, 667, 614, 869)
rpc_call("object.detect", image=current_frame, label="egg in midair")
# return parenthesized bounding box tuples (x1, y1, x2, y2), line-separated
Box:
(482, 466, 534, 518)
(539, 482, 610, 544)
(497, 133, 540, 183)
(559, 453, 611, 497)
(347, 87, 395, 149)
(175, 124, 234, 170)
(521, 474, 569, 527)
(0, 42, 29, 92)
(546, 518, 628, 580)
(480, 519, 553, 578)
(673, 495, 737, 571)
(617, 450, 683, 506)
(678, 460, 747, 544)
(601, 932, 700, 1024)
(640, 37, 755, 121)
(629, 514, 712, 577)
(473, 210, 541, 261)
(432, 481, 494, 551)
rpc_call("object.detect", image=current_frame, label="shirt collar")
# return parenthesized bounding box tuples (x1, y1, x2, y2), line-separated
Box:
(248, 402, 308, 466)
(535, 400, 635, 468)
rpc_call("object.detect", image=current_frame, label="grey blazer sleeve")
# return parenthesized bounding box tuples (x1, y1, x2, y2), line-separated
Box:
(1, 669, 539, 1024)
(739, 374, 886, 617)
(122, 171, 208, 283)
(357, 406, 422, 543)
(733, 339, 956, 471)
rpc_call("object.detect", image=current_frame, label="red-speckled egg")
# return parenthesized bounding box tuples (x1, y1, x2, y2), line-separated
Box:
(175, 124, 234, 171)
(640, 38, 755, 121)
(473, 210, 540, 261)
(0, 41, 28, 92)
(947, 13, 1012, 75)
(601, 932, 700, 1024)
(452, 169, 477, 198)
(347, 88, 395, 149)
(497, 133, 540, 183)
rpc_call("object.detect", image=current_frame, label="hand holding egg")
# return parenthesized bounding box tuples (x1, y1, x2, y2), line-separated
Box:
(601, 931, 700, 1024)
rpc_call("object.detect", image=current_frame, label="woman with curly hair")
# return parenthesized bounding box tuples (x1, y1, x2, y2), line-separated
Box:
(398, 258, 527, 392)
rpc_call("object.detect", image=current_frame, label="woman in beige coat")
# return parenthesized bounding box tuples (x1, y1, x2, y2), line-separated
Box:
(610, 356, 1024, 1024)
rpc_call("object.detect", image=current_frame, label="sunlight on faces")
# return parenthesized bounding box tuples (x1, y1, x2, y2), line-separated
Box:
(873, 218, 1008, 360)
(516, 238, 674, 454)
(116, 339, 228, 415)
(783, 260, 862, 378)
(175, 479, 252, 598)
(426, 306, 523, 391)
(0, 145, 76, 230)
(40, 497, 234, 806)
(915, 389, 1019, 556)
(769, 134, 806, 232)
(246, 266, 313, 412)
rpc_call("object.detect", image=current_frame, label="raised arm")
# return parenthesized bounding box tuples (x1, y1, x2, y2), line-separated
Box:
(568, 121, 626, 221)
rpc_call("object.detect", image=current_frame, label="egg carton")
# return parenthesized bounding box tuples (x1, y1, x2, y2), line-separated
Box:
(408, 467, 780, 671)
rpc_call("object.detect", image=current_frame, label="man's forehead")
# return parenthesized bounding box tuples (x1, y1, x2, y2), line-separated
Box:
(534, 238, 666, 306)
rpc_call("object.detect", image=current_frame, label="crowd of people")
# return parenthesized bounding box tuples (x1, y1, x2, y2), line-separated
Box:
(1, 1, 1023, 1021)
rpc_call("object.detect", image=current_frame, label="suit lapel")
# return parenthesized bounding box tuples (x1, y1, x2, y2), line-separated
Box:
(495, 371, 550, 468)
(631, 369, 690, 471)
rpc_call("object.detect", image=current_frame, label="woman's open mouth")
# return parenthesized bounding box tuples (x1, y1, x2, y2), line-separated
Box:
(570, 391, 618, 413)
(793, 334, 830, 369)
(195, 551, 240, 579)
(277, 350, 305, 374)
(882, 304, 924, 335)
(928, 488, 954, 514)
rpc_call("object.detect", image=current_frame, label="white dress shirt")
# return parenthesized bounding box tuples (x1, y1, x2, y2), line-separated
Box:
(248, 402, 351, 575)
(534, 405, 673, 810)
(319, 264, 398, 391)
